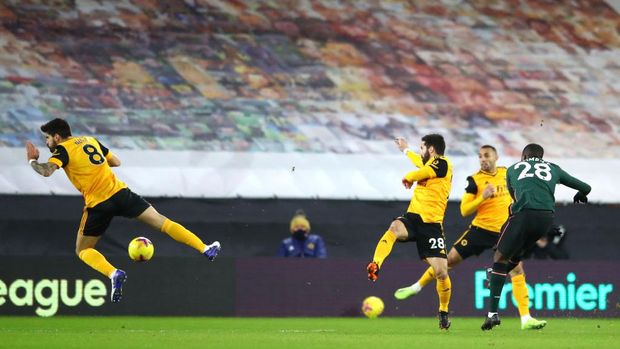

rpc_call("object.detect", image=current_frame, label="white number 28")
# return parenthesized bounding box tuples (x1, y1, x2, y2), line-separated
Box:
(514, 162, 552, 181)
(429, 238, 445, 249)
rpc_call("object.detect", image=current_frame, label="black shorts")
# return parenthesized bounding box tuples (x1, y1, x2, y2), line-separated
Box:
(453, 225, 499, 259)
(79, 188, 151, 237)
(396, 212, 447, 260)
(496, 209, 554, 262)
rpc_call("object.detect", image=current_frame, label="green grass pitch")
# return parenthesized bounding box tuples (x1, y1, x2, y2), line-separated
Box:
(0, 317, 618, 349)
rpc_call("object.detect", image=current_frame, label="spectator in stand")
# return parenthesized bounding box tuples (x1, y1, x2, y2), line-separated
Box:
(277, 209, 327, 258)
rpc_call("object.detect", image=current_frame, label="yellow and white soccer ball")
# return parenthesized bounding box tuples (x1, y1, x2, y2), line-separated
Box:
(361, 296, 384, 318)
(128, 237, 154, 262)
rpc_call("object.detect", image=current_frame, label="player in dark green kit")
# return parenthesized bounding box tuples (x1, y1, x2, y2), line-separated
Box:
(481, 144, 591, 331)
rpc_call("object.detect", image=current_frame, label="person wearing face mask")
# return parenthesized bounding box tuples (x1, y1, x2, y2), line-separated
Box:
(277, 210, 327, 258)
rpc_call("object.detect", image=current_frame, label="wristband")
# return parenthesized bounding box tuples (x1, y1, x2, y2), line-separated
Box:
(29, 159, 36, 164)
(402, 148, 410, 155)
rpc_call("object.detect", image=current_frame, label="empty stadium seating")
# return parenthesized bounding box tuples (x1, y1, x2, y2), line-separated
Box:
(0, 0, 619, 159)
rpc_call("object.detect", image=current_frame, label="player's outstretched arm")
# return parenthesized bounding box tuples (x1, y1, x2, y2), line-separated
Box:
(402, 158, 448, 188)
(402, 166, 437, 188)
(558, 167, 591, 203)
(26, 141, 58, 177)
(30, 161, 59, 177)
(395, 137, 423, 168)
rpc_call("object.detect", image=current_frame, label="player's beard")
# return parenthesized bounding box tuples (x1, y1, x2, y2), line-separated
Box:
(421, 150, 430, 164)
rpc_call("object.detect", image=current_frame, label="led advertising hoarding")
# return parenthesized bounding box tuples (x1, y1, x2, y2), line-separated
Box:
(0, 257, 617, 317)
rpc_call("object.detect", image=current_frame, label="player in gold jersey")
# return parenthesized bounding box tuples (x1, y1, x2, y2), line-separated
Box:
(394, 145, 546, 330)
(26, 118, 221, 303)
(366, 134, 453, 329)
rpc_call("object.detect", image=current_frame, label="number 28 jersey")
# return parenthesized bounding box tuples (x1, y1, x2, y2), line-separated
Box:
(506, 157, 590, 214)
(47, 136, 127, 208)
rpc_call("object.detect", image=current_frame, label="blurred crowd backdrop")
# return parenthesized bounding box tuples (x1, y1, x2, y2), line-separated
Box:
(0, 0, 619, 159)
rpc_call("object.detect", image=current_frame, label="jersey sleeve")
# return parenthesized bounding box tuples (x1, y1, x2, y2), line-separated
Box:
(405, 150, 424, 168)
(460, 192, 484, 217)
(429, 158, 448, 178)
(557, 166, 591, 195)
(465, 176, 477, 194)
(95, 139, 110, 157)
(403, 158, 448, 182)
(47, 145, 69, 168)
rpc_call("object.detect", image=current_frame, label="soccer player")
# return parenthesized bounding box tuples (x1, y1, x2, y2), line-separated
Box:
(366, 134, 453, 329)
(394, 145, 547, 330)
(481, 143, 591, 330)
(26, 118, 221, 303)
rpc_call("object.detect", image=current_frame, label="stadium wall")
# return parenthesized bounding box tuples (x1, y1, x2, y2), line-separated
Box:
(1, 148, 618, 202)
(0, 257, 617, 318)
(0, 196, 617, 261)
(1, 196, 617, 317)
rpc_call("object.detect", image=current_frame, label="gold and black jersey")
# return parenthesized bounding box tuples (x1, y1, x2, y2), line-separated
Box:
(465, 167, 511, 232)
(47, 136, 127, 208)
(405, 156, 453, 224)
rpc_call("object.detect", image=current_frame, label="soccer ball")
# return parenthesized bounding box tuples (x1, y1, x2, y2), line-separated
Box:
(361, 296, 384, 318)
(128, 237, 154, 262)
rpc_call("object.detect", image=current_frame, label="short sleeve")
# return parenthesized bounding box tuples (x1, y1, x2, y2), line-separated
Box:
(429, 158, 448, 178)
(95, 139, 110, 156)
(465, 176, 477, 194)
(48, 145, 68, 168)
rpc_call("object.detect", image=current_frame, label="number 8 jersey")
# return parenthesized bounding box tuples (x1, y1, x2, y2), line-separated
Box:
(47, 136, 127, 208)
(506, 157, 590, 214)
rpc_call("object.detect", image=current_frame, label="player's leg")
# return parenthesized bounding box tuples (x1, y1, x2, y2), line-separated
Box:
(75, 206, 126, 303)
(118, 188, 221, 260)
(136, 206, 221, 260)
(481, 216, 526, 330)
(509, 262, 530, 319)
(412, 221, 451, 329)
(75, 206, 117, 277)
(395, 225, 491, 300)
(76, 233, 111, 276)
(395, 247, 462, 300)
(509, 262, 547, 330)
(482, 215, 526, 330)
(480, 248, 509, 330)
(367, 219, 409, 281)
(427, 256, 451, 329)
(507, 212, 554, 330)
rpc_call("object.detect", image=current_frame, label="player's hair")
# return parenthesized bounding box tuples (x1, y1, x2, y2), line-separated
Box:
(41, 118, 72, 138)
(480, 144, 497, 153)
(422, 134, 445, 155)
(522, 143, 544, 159)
